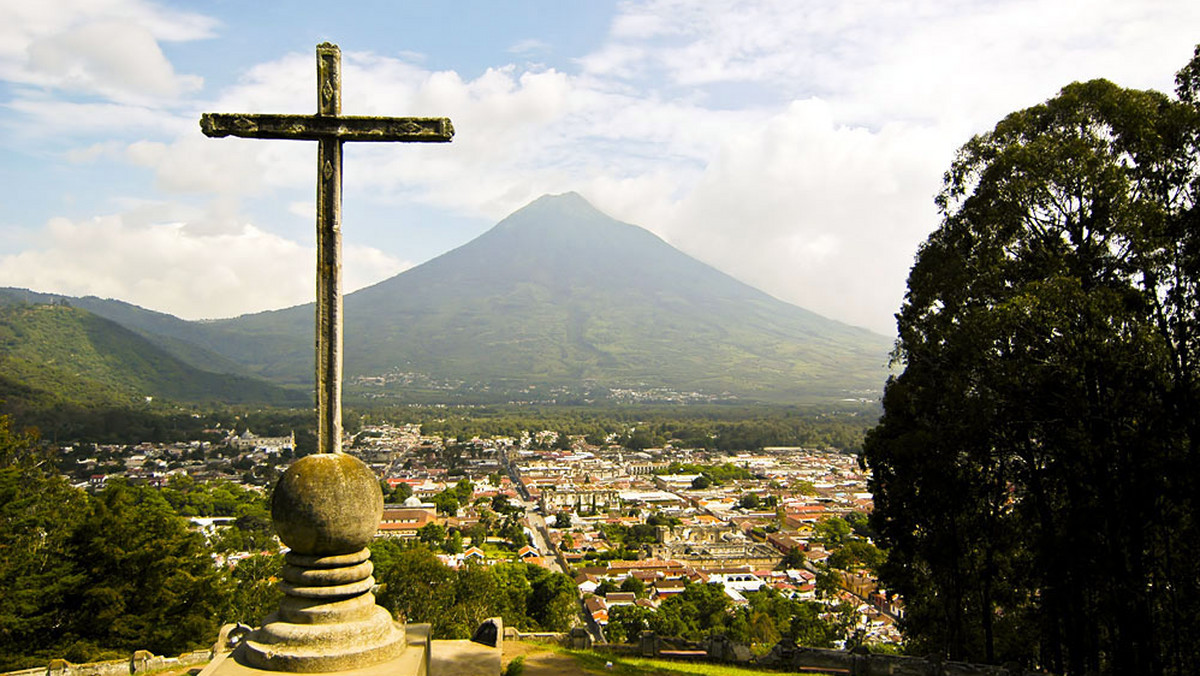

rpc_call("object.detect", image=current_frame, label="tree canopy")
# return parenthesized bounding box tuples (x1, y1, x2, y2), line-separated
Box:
(371, 544, 578, 638)
(0, 416, 238, 669)
(603, 581, 849, 649)
(864, 47, 1200, 675)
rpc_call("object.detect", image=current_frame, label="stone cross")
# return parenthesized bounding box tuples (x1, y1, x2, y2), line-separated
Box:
(201, 43, 453, 454)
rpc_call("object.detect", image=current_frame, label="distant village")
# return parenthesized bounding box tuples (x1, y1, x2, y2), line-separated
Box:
(56, 421, 901, 648)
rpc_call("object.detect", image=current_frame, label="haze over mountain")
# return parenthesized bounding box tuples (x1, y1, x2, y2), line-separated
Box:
(2, 193, 892, 404)
(212, 192, 892, 403)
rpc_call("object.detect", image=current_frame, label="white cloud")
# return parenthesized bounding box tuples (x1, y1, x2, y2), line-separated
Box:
(0, 211, 406, 320)
(65, 140, 125, 163)
(125, 135, 310, 197)
(640, 98, 949, 333)
(166, 54, 594, 219)
(7, 97, 194, 139)
(508, 39, 551, 56)
(26, 21, 201, 101)
(571, 0, 1200, 333)
(288, 201, 315, 220)
(592, 0, 1199, 128)
(208, 51, 317, 114)
(6, 0, 1198, 335)
(0, 0, 214, 102)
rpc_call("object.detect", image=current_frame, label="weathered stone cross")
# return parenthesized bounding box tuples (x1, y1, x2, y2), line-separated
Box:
(201, 43, 453, 454)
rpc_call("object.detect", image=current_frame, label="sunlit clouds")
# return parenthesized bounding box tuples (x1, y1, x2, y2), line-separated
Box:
(1, 0, 1197, 333)
(0, 211, 407, 319)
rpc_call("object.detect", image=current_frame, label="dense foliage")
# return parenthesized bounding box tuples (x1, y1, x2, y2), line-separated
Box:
(160, 476, 277, 553)
(370, 541, 578, 638)
(66, 481, 229, 657)
(603, 581, 850, 649)
(0, 423, 224, 667)
(655, 461, 756, 483)
(0, 303, 304, 424)
(864, 49, 1200, 675)
(0, 417, 285, 669)
(0, 418, 91, 667)
(368, 403, 877, 453)
(809, 515, 884, 573)
(1, 397, 319, 449)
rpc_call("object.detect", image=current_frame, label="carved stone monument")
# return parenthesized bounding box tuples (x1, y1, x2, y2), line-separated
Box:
(238, 453, 404, 671)
(196, 43, 455, 676)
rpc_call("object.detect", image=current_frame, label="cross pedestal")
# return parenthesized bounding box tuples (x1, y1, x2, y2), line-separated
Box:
(196, 458, 436, 676)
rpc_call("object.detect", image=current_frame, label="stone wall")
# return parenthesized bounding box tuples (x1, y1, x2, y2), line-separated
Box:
(1, 650, 210, 676)
(502, 628, 596, 652)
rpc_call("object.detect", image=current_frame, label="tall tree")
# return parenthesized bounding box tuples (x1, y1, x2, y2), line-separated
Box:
(226, 553, 283, 627)
(864, 49, 1200, 675)
(375, 546, 457, 636)
(0, 418, 88, 669)
(65, 480, 230, 657)
(525, 566, 577, 632)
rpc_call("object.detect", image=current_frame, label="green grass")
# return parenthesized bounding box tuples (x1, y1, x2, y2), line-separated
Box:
(544, 643, 831, 676)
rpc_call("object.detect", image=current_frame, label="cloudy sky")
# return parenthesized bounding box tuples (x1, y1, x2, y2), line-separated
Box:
(1, 1, 1196, 335)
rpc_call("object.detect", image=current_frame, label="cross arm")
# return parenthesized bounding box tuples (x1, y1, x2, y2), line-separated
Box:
(200, 113, 454, 142)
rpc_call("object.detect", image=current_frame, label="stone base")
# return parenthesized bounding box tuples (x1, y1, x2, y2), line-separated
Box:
(198, 624, 430, 676)
(428, 639, 501, 676)
(199, 621, 504, 676)
(239, 606, 407, 672)
(429, 617, 502, 676)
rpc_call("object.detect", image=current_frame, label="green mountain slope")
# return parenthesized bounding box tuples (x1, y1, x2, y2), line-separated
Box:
(0, 303, 305, 408)
(210, 193, 893, 402)
(0, 288, 253, 377)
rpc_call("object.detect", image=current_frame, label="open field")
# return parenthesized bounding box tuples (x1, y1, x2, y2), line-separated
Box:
(501, 640, 830, 676)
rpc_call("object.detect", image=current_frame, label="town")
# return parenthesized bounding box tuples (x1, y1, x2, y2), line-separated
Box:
(55, 419, 901, 650)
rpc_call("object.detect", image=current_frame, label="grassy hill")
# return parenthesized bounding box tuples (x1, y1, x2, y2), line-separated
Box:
(0, 288, 261, 377)
(0, 303, 305, 411)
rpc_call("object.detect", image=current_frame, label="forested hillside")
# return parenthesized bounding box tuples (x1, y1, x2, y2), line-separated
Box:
(0, 303, 306, 423)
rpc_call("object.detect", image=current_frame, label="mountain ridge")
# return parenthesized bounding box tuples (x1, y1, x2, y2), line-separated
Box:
(2, 193, 892, 404)
(0, 302, 306, 411)
(208, 192, 891, 402)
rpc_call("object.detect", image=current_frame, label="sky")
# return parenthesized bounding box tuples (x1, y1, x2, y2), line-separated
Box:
(0, 1, 1197, 336)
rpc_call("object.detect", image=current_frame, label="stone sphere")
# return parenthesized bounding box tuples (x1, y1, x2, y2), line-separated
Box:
(272, 453, 383, 555)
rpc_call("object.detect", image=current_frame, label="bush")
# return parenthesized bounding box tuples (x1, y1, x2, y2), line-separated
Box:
(502, 655, 524, 676)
